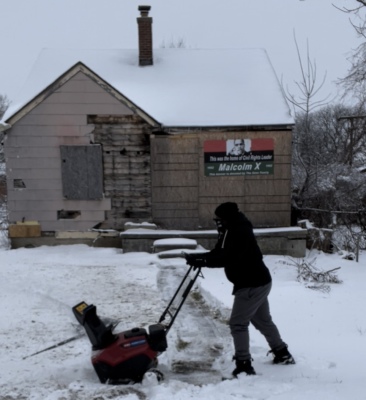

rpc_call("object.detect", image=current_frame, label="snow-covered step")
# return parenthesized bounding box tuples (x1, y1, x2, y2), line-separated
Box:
(153, 238, 197, 254)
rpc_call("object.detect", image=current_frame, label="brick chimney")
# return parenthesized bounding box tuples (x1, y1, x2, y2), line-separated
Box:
(137, 5, 153, 66)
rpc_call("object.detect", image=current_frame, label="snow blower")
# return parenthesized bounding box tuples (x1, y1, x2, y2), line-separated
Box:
(72, 260, 202, 384)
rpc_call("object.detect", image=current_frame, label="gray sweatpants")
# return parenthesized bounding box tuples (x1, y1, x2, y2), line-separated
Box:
(229, 282, 285, 361)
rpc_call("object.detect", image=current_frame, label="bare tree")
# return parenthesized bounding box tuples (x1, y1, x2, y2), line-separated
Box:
(0, 94, 10, 164)
(160, 37, 186, 49)
(0, 94, 9, 248)
(283, 32, 331, 116)
(283, 33, 331, 223)
(334, 1, 366, 37)
(293, 103, 366, 230)
(335, 2, 366, 96)
(0, 94, 10, 119)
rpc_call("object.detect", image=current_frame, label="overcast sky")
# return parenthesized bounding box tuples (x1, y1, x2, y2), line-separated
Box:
(0, 0, 363, 105)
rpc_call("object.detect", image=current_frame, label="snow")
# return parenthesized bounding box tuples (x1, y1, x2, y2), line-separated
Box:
(1, 48, 293, 128)
(153, 238, 197, 246)
(121, 226, 305, 236)
(1, 242, 366, 399)
(124, 222, 157, 230)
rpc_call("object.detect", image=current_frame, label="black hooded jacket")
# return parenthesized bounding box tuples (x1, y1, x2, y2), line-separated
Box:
(204, 212, 272, 293)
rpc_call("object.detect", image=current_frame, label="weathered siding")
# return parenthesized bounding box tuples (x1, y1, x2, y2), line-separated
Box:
(4, 72, 131, 231)
(151, 130, 292, 229)
(151, 135, 199, 229)
(92, 115, 152, 230)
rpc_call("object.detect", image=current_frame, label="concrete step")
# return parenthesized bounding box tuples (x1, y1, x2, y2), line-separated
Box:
(153, 238, 197, 253)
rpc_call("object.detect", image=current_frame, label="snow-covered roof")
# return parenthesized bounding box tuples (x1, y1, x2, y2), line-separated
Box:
(2, 48, 294, 128)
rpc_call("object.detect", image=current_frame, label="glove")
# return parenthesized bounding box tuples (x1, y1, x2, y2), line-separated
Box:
(184, 253, 207, 270)
(191, 258, 206, 270)
(184, 253, 195, 265)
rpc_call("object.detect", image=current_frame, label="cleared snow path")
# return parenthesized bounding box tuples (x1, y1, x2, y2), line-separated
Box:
(155, 259, 232, 384)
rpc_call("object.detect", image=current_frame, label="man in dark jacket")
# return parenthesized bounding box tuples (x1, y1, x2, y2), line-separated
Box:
(186, 202, 295, 377)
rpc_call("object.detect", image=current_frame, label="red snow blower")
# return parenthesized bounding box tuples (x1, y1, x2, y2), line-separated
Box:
(72, 260, 202, 384)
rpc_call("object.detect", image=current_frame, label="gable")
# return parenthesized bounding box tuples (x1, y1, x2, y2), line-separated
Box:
(4, 62, 160, 128)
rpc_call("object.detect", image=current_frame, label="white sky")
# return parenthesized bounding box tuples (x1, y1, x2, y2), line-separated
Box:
(0, 0, 363, 105)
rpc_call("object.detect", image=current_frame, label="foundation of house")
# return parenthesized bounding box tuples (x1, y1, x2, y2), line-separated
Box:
(120, 227, 308, 258)
(9, 227, 308, 258)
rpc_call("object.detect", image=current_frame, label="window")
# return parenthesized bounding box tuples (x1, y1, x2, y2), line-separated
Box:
(60, 145, 103, 200)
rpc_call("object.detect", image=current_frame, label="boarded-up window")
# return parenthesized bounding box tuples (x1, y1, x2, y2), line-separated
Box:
(60, 145, 103, 200)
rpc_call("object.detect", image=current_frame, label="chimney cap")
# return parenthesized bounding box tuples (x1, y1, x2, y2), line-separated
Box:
(138, 5, 151, 17)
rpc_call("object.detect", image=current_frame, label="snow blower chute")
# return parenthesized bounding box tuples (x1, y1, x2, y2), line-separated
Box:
(72, 260, 202, 384)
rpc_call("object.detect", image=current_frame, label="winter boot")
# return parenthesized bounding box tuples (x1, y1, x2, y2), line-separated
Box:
(268, 345, 295, 365)
(232, 357, 256, 377)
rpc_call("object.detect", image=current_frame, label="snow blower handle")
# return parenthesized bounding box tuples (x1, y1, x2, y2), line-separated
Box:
(183, 252, 207, 270)
(158, 256, 203, 332)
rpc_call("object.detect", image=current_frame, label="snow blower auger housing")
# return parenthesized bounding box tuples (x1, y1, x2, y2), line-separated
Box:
(72, 261, 202, 384)
(72, 302, 167, 384)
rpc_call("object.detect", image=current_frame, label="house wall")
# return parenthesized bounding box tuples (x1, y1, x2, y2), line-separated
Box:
(4, 70, 292, 234)
(4, 72, 134, 231)
(151, 129, 292, 229)
(91, 115, 152, 230)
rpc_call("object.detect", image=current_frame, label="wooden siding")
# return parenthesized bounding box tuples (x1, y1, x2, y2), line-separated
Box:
(4, 71, 130, 231)
(151, 130, 292, 229)
(92, 115, 152, 230)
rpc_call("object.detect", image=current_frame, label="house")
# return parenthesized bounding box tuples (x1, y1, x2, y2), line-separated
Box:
(0, 6, 296, 246)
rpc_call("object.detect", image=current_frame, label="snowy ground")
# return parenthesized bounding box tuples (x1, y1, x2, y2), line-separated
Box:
(0, 241, 365, 400)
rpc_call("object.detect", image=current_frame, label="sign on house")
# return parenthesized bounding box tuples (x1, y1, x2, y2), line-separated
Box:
(204, 139, 274, 177)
